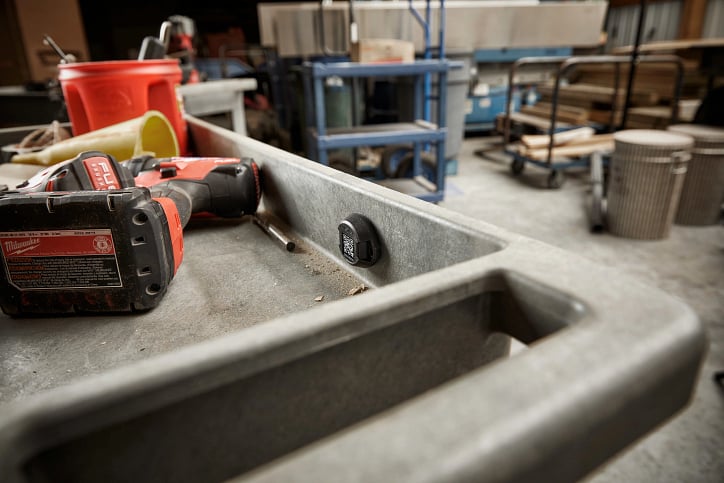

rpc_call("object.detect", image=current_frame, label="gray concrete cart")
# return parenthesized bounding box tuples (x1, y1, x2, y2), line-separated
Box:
(0, 116, 706, 483)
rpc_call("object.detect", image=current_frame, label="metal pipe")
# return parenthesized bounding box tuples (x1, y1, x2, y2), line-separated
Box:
(409, 0, 432, 121)
(610, 62, 620, 133)
(503, 56, 569, 150)
(546, 63, 564, 165)
(254, 215, 296, 252)
(620, 0, 647, 129)
(438, 0, 446, 61)
(42, 35, 73, 64)
(670, 59, 683, 124)
(589, 150, 605, 233)
(503, 59, 522, 149)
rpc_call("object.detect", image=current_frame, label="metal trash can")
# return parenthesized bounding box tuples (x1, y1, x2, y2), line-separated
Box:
(667, 124, 724, 225)
(607, 130, 694, 240)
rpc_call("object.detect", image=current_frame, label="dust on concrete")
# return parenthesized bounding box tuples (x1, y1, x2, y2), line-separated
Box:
(292, 235, 370, 301)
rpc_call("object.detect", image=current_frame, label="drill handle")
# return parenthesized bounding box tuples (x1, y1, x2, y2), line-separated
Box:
(149, 184, 193, 228)
(131, 157, 261, 226)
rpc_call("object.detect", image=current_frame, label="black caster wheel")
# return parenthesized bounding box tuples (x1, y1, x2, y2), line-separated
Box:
(547, 169, 565, 189)
(380, 144, 413, 178)
(394, 152, 438, 182)
(511, 158, 525, 175)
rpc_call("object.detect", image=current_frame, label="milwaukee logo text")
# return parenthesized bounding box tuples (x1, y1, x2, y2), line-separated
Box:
(4, 238, 41, 256)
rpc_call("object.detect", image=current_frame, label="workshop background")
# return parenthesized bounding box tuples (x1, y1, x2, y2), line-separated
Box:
(0, 1, 722, 483)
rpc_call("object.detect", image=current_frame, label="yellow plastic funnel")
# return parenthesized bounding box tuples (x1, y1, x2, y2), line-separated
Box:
(12, 110, 179, 166)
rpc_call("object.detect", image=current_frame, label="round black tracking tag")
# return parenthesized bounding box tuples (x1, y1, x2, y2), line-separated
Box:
(338, 214, 381, 267)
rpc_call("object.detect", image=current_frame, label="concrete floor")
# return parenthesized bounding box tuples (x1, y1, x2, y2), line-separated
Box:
(440, 135, 724, 483)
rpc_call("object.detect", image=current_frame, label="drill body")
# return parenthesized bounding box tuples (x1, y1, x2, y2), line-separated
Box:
(127, 155, 261, 226)
(0, 151, 260, 315)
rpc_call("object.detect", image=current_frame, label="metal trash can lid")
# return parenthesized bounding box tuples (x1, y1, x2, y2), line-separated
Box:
(614, 129, 694, 149)
(668, 124, 724, 150)
(614, 129, 694, 163)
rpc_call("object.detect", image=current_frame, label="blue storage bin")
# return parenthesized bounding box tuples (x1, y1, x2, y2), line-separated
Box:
(465, 86, 521, 127)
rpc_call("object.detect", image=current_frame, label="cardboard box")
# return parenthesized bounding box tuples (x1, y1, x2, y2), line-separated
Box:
(350, 39, 414, 64)
(13, 0, 90, 83)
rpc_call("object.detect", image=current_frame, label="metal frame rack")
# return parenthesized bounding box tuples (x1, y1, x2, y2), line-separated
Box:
(301, 0, 453, 203)
(502, 55, 685, 188)
(302, 61, 452, 202)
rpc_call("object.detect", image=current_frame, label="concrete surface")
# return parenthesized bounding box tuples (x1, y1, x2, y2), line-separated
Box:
(441, 135, 724, 483)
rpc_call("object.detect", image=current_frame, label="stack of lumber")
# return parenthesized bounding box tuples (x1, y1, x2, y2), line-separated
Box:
(624, 107, 675, 130)
(571, 61, 707, 101)
(519, 101, 588, 125)
(515, 127, 614, 161)
(535, 81, 661, 129)
(626, 99, 701, 129)
(496, 56, 707, 134)
(537, 82, 659, 106)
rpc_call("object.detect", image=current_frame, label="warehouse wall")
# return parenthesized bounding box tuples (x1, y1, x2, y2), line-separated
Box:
(605, 0, 682, 50)
(2, 0, 90, 84)
(703, 0, 724, 37)
(606, 0, 724, 51)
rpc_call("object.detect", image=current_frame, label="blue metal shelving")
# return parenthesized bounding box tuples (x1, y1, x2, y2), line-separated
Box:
(302, 1, 452, 203)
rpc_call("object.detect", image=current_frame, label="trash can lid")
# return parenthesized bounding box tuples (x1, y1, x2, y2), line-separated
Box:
(668, 124, 724, 148)
(614, 129, 694, 149)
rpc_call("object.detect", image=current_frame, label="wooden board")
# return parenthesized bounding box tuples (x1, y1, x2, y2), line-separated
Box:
(537, 83, 659, 107)
(520, 102, 589, 125)
(521, 127, 596, 149)
(497, 112, 573, 132)
(625, 106, 678, 130)
(520, 138, 614, 161)
(571, 62, 708, 101)
(519, 135, 615, 160)
(586, 99, 699, 129)
(588, 109, 623, 126)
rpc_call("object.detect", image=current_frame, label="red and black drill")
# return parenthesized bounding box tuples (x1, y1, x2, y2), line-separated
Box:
(0, 151, 261, 315)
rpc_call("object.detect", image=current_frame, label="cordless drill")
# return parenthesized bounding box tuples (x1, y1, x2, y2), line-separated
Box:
(0, 151, 261, 315)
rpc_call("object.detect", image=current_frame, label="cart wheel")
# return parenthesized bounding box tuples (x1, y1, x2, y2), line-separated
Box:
(511, 158, 525, 175)
(380, 144, 413, 178)
(395, 152, 437, 181)
(547, 169, 565, 189)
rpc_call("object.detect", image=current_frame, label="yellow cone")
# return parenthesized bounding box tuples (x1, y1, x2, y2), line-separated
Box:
(12, 110, 179, 166)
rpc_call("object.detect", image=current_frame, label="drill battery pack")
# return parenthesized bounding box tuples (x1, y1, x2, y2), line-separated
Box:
(0, 188, 182, 315)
